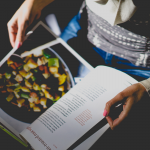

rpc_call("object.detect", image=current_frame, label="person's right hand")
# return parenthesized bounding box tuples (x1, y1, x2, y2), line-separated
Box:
(7, 0, 54, 48)
(103, 83, 147, 130)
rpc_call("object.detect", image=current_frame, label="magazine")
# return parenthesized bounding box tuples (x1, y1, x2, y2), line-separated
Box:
(0, 21, 138, 150)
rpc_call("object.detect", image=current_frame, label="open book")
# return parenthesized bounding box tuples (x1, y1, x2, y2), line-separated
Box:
(0, 21, 138, 150)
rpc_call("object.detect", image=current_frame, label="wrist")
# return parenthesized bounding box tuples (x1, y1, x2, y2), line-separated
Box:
(140, 78, 150, 94)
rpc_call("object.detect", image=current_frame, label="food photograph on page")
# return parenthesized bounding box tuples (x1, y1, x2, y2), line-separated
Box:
(0, 23, 91, 124)
(0, 49, 71, 117)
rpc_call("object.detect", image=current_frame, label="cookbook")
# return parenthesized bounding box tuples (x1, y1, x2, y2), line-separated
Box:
(0, 21, 138, 150)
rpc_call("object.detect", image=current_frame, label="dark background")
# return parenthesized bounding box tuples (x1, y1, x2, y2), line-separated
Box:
(1, 0, 150, 150)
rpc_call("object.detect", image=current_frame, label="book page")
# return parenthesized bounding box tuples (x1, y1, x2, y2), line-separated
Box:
(0, 21, 93, 142)
(20, 66, 138, 150)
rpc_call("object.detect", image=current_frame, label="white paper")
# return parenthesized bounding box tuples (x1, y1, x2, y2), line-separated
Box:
(20, 66, 138, 150)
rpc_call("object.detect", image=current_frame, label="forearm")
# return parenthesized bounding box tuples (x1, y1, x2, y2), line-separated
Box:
(140, 78, 150, 96)
(26, 0, 55, 11)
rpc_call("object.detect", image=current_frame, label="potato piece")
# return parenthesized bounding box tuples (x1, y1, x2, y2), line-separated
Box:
(24, 57, 30, 63)
(41, 57, 48, 65)
(29, 102, 35, 108)
(33, 82, 41, 91)
(30, 92, 38, 98)
(58, 74, 67, 85)
(7, 88, 13, 93)
(37, 58, 43, 66)
(39, 91, 44, 96)
(58, 85, 64, 91)
(25, 72, 33, 79)
(49, 67, 58, 74)
(28, 98, 34, 103)
(40, 97, 47, 109)
(14, 91, 20, 99)
(21, 86, 30, 92)
(6, 93, 14, 102)
(12, 71, 17, 76)
(23, 64, 31, 72)
(28, 97, 38, 103)
(7, 58, 13, 65)
(26, 58, 38, 69)
(35, 100, 40, 104)
(19, 70, 27, 77)
(41, 84, 51, 90)
(23, 55, 32, 63)
(42, 89, 53, 99)
(25, 80, 32, 89)
(42, 73, 50, 79)
(33, 50, 43, 57)
(41, 84, 47, 89)
(62, 92, 65, 96)
(14, 86, 21, 91)
(33, 106, 41, 112)
(53, 73, 61, 78)
(17, 99, 25, 108)
(5, 73, 11, 79)
(19, 69, 32, 79)
(15, 74, 23, 82)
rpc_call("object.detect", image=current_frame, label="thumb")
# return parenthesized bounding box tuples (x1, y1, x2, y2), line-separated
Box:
(15, 22, 27, 48)
(103, 92, 126, 117)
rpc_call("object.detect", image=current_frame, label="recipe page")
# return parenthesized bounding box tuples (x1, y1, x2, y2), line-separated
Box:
(20, 66, 138, 150)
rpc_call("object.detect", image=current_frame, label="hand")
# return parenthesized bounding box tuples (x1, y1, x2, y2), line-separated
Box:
(7, 0, 53, 48)
(103, 83, 147, 130)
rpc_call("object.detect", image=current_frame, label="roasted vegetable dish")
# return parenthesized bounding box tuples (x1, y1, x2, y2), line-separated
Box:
(0, 49, 68, 112)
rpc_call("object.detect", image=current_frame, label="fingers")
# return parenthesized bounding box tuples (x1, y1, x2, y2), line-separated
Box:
(7, 20, 28, 48)
(106, 97, 134, 130)
(15, 21, 27, 48)
(7, 0, 43, 48)
(103, 83, 147, 130)
(7, 21, 18, 48)
(104, 91, 127, 116)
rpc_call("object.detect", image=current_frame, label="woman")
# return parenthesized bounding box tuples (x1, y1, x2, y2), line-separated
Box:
(7, 0, 150, 130)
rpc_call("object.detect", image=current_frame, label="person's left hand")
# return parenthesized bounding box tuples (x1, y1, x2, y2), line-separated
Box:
(7, 0, 54, 48)
(103, 83, 147, 130)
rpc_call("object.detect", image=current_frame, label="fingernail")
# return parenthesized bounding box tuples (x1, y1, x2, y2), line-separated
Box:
(15, 42, 22, 49)
(103, 109, 108, 117)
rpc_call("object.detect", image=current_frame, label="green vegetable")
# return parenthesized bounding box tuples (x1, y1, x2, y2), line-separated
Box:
(34, 69, 38, 73)
(43, 51, 51, 59)
(31, 76, 36, 81)
(13, 83, 20, 87)
(14, 86, 21, 91)
(18, 65, 23, 70)
(20, 93, 30, 99)
(5, 73, 11, 79)
(6, 83, 20, 87)
(48, 58, 59, 67)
